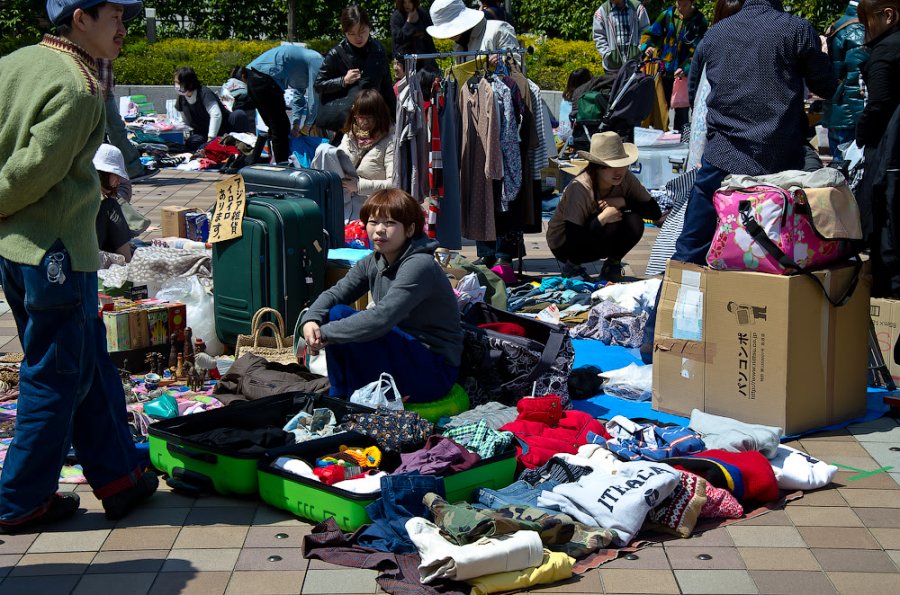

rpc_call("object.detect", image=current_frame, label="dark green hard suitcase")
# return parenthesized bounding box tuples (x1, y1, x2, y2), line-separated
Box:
(213, 193, 326, 345)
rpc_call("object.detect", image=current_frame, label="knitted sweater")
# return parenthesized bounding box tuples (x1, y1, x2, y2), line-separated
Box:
(0, 35, 105, 271)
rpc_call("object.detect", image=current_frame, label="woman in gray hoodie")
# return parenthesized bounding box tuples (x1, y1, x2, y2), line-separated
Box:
(300, 189, 463, 402)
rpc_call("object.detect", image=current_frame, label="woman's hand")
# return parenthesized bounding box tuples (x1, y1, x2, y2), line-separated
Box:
(342, 178, 358, 193)
(674, 68, 685, 79)
(407, 10, 419, 23)
(303, 322, 327, 355)
(344, 69, 362, 87)
(597, 205, 623, 226)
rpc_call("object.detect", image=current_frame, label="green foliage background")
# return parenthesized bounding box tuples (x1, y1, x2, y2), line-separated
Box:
(0, 0, 848, 85)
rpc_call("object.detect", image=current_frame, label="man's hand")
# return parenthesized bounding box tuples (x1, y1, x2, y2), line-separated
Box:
(344, 69, 362, 86)
(407, 10, 419, 23)
(674, 68, 685, 79)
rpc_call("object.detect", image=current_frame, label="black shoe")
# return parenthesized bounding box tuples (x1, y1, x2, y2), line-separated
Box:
(560, 260, 593, 282)
(102, 471, 159, 520)
(0, 493, 80, 534)
(130, 166, 159, 184)
(472, 256, 497, 268)
(601, 260, 626, 282)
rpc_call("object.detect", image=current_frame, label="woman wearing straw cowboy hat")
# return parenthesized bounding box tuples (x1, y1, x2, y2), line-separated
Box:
(547, 132, 663, 282)
(427, 0, 517, 58)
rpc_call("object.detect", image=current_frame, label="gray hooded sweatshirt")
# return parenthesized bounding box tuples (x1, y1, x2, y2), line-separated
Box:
(301, 236, 463, 367)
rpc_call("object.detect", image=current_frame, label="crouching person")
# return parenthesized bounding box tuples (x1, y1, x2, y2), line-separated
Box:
(547, 132, 662, 282)
(299, 189, 463, 403)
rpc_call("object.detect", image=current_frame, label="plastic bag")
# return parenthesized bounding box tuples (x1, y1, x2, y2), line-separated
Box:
(670, 76, 690, 109)
(144, 394, 178, 419)
(156, 275, 224, 356)
(350, 372, 404, 411)
(601, 363, 653, 401)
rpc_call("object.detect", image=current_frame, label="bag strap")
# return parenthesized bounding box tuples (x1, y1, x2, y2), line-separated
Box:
(251, 307, 286, 335)
(379, 372, 402, 404)
(500, 326, 567, 394)
(738, 200, 861, 307)
(827, 18, 859, 38)
(251, 321, 286, 348)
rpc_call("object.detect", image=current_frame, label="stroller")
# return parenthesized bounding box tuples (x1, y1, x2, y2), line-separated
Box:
(569, 58, 658, 151)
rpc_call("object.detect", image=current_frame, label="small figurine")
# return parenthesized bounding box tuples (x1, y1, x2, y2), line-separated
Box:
(176, 353, 184, 380)
(183, 327, 194, 364)
(194, 337, 206, 357)
(168, 333, 178, 369)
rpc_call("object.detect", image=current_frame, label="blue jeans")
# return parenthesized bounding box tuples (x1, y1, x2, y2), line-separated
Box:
(324, 305, 458, 403)
(475, 479, 560, 511)
(357, 472, 445, 553)
(0, 242, 142, 524)
(671, 157, 730, 265)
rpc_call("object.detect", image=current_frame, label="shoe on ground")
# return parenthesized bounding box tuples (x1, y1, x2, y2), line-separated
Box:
(130, 166, 159, 184)
(472, 256, 497, 268)
(0, 492, 80, 534)
(560, 260, 593, 282)
(601, 260, 626, 283)
(102, 470, 159, 520)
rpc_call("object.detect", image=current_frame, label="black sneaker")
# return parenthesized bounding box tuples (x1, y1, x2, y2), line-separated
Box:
(102, 470, 159, 520)
(130, 166, 159, 184)
(0, 492, 80, 534)
(601, 260, 626, 282)
(560, 260, 593, 282)
(472, 256, 497, 268)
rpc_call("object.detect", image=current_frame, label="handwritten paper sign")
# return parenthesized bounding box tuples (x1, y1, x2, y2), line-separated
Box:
(209, 175, 246, 243)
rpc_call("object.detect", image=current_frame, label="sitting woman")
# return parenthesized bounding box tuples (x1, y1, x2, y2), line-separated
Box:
(174, 66, 251, 150)
(300, 189, 462, 403)
(337, 89, 395, 219)
(93, 144, 136, 263)
(547, 132, 662, 282)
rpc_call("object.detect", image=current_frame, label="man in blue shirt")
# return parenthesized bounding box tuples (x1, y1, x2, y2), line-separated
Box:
(673, 0, 838, 264)
(246, 45, 324, 163)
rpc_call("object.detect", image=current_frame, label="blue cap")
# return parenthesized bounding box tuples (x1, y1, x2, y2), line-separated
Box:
(47, 0, 143, 26)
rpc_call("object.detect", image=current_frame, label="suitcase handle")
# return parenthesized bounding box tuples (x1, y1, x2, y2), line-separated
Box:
(167, 442, 218, 464)
(166, 467, 215, 496)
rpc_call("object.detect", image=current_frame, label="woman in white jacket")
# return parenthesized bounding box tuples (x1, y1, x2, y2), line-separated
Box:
(427, 0, 517, 56)
(338, 89, 396, 204)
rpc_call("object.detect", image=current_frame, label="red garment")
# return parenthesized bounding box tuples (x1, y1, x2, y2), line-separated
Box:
(202, 138, 241, 164)
(478, 322, 526, 337)
(500, 395, 611, 469)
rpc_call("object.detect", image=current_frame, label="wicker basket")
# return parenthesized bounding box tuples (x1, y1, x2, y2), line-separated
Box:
(235, 308, 298, 365)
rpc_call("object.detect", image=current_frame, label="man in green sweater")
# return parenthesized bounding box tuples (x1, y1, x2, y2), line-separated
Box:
(0, 0, 158, 534)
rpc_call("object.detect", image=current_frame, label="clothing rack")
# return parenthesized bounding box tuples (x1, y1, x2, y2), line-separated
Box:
(402, 47, 530, 77)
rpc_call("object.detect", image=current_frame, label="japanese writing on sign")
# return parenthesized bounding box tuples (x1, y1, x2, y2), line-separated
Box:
(209, 175, 246, 243)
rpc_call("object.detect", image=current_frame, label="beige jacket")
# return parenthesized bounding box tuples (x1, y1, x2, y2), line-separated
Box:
(338, 129, 396, 197)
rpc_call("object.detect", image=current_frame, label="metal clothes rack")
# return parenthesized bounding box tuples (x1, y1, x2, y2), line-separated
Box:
(402, 47, 529, 77)
(402, 47, 531, 274)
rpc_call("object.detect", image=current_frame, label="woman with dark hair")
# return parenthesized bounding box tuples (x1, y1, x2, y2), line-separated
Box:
(300, 189, 462, 403)
(390, 0, 439, 95)
(856, 0, 900, 297)
(315, 5, 397, 135)
(563, 68, 593, 104)
(338, 90, 395, 205)
(173, 66, 251, 150)
(547, 132, 662, 282)
(221, 65, 255, 114)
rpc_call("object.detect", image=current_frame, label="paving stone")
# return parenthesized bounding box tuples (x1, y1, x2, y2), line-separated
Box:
(87, 550, 169, 574)
(162, 548, 240, 572)
(101, 527, 180, 551)
(523, 571, 602, 593)
(749, 570, 837, 595)
(27, 529, 110, 553)
(602, 544, 669, 569)
(725, 526, 807, 548)
(797, 526, 881, 549)
(300, 568, 379, 594)
(234, 548, 309, 571)
(0, 574, 81, 595)
(9, 552, 94, 576)
(172, 526, 248, 549)
(827, 571, 900, 593)
(785, 506, 863, 527)
(666, 547, 745, 570)
(853, 507, 900, 527)
(226, 571, 304, 595)
(599, 569, 679, 594)
(674, 569, 758, 594)
(148, 571, 231, 595)
(72, 572, 157, 595)
(811, 548, 898, 572)
(738, 547, 820, 571)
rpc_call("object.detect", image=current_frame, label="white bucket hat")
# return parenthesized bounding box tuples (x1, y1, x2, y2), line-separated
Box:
(93, 143, 129, 179)
(427, 0, 485, 39)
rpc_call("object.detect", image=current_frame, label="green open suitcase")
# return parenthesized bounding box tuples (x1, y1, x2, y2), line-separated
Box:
(257, 431, 518, 531)
(148, 392, 369, 496)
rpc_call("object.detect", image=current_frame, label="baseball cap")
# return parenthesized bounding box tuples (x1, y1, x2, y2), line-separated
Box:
(47, 0, 143, 26)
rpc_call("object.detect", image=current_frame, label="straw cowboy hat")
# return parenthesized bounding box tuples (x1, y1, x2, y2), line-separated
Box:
(427, 0, 485, 39)
(561, 132, 640, 174)
(93, 143, 129, 179)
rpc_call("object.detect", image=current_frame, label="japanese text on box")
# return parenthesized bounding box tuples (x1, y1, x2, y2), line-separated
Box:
(209, 175, 246, 243)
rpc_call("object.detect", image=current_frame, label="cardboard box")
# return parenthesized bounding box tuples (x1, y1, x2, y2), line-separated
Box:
(128, 309, 150, 349)
(166, 302, 187, 342)
(325, 265, 369, 311)
(161, 206, 195, 238)
(184, 212, 210, 242)
(870, 298, 900, 384)
(653, 261, 870, 434)
(103, 311, 131, 352)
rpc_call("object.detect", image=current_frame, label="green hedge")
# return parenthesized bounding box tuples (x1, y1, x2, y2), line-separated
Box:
(114, 36, 603, 92)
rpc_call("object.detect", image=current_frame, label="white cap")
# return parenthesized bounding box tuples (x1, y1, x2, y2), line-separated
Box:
(427, 0, 485, 39)
(93, 143, 129, 179)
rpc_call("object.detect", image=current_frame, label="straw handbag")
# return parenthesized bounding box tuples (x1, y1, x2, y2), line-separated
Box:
(235, 307, 298, 365)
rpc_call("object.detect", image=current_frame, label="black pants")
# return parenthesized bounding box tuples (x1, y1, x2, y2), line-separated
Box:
(245, 69, 291, 163)
(550, 213, 645, 265)
(661, 75, 690, 133)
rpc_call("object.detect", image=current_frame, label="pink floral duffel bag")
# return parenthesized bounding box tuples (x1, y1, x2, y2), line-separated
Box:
(706, 180, 862, 275)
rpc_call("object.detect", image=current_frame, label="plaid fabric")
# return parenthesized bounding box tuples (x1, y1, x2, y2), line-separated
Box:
(442, 420, 514, 459)
(518, 456, 592, 486)
(611, 4, 632, 49)
(95, 58, 114, 96)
